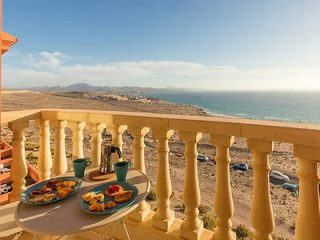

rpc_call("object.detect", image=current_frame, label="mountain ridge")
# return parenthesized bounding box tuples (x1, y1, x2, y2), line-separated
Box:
(7, 83, 193, 95)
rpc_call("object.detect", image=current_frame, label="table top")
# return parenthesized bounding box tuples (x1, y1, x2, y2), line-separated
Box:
(15, 168, 150, 236)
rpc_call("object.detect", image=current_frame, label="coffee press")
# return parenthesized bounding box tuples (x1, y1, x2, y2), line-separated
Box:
(99, 144, 122, 174)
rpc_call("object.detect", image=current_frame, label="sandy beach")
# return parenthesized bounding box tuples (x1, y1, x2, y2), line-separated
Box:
(1, 91, 298, 239)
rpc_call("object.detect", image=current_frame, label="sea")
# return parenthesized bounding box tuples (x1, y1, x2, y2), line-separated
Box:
(142, 90, 320, 123)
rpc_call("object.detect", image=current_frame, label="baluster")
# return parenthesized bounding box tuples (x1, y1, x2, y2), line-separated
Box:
(210, 134, 235, 240)
(8, 121, 29, 202)
(152, 129, 175, 231)
(128, 126, 150, 222)
(108, 124, 127, 162)
(38, 119, 52, 180)
(52, 120, 67, 176)
(180, 132, 203, 240)
(247, 139, 274, 240)
(90, 123, 106, 167)
(294, 145, 320, 240)
(69, 121, 86, 160)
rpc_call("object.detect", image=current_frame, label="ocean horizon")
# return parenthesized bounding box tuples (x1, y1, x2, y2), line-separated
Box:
(142, 90, 320, 124)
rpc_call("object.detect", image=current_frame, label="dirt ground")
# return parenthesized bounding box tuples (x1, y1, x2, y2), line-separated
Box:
(1, 91, 301, 239)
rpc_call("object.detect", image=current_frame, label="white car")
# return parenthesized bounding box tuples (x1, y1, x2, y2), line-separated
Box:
(197, 154, 209, 162)
(270, 170, 289, 182)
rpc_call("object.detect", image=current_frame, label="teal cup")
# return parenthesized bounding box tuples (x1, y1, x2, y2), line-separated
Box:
(73, 158, 92, 178)
(114, 161, 131, 182)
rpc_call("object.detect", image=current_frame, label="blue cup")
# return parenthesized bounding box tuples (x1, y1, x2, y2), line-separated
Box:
(114, 161, 131, 182)
(73, 158, 92, 178)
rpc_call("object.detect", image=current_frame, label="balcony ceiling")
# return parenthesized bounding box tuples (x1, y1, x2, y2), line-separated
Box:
(1, 31, 18, 55)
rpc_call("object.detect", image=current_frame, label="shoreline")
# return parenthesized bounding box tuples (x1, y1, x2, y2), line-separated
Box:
(140, 91, 320, 124)
(3, 89, 320, 124)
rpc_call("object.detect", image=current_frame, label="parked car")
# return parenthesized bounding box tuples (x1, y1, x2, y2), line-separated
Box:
(232, 163, 249, 171)
(282, 183, 299, 194)
(270, 170, 289, 182)
(197, 154, 209, 162)
(0, 183, 12, 195)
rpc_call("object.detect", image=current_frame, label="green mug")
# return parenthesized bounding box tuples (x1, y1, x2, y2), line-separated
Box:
(114, 161, 131, 182)
(73, 158, 92, 178)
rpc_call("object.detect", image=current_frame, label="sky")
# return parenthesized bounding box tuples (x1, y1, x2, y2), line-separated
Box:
(2, 0, 320, 90)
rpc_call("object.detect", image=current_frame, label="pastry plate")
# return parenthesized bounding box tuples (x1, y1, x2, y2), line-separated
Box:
(80, 181, 138, 215)
(21, 177, 82, 205)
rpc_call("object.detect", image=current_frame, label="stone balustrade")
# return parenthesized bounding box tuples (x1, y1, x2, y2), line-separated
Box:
(52, 120, 68, 176)
(1, 109, 320, 240)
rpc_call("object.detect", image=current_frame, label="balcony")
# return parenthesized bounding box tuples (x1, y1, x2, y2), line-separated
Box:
(1, 108, 320, 240)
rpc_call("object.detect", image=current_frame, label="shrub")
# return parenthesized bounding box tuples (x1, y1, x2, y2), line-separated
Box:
(202, 214, 216, 230)
(198, 204, 212, 216)
(26, 143, 38, 150)
(233, 224, 252, 240)
(146, 189, 157, 201)
(26, 152, 35, 161)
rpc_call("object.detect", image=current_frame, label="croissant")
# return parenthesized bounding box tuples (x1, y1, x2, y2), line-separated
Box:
(89, 198, 98, 205)
(62, 187, 73, 193)
(89, 203, 105, 212)
(63, 181, 76, 188)
(82, 192, 96, 202)
(96, 193, 104, 201)
(114, 191, 133, 203)
(57, 189, 69, 198)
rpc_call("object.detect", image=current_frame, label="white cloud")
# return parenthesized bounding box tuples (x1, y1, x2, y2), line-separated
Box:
(3, 51, 320, 90)
(24, 51, 70, 68)
(59, 64, 151, 81)
(114, 61, 204, 75)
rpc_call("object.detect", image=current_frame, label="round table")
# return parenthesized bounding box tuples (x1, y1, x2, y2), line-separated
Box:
(15, 168, 150, 236)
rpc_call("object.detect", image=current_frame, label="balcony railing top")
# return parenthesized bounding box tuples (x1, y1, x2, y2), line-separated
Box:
(2, 108, 320, 147)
